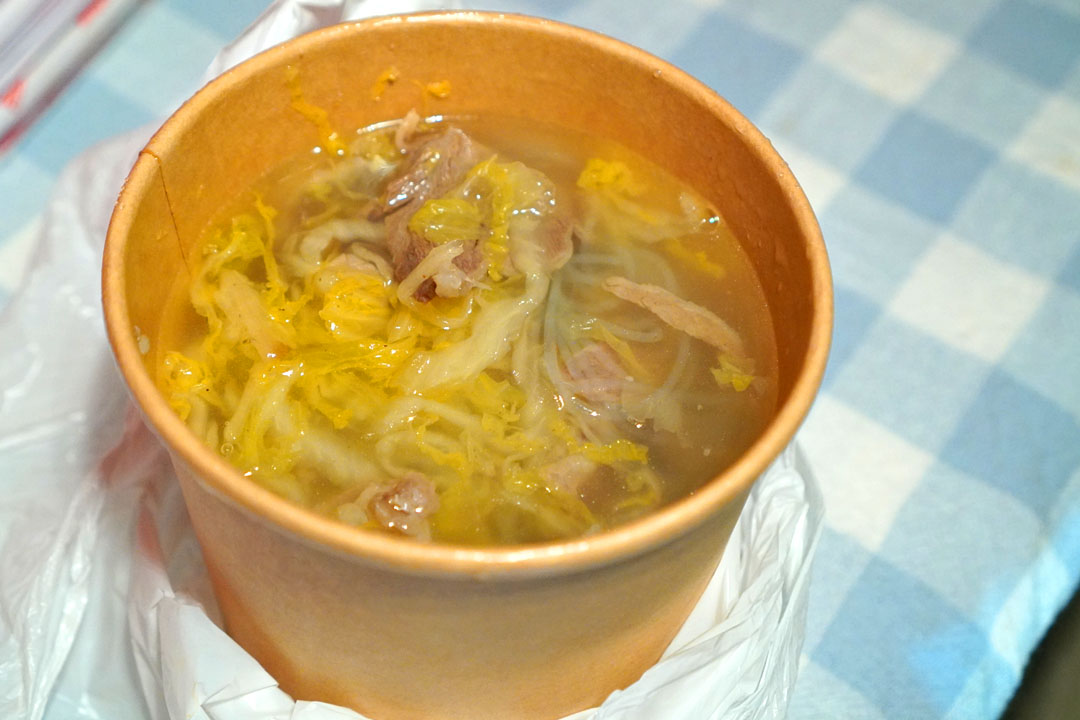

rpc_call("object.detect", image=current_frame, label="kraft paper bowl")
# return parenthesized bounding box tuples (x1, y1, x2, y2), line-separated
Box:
(102, 12, 831, 720)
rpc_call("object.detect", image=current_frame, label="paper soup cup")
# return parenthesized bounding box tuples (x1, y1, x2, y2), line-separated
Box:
(103, 12, 831, 720)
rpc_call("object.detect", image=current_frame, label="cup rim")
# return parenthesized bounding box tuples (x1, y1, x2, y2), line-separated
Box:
(102, 10, 832, 579)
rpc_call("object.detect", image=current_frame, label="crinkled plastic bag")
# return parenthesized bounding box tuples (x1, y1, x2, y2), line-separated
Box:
(0, 2, 825, 719)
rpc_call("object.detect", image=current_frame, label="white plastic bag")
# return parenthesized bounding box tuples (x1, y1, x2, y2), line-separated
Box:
(0, 3, 824, 718)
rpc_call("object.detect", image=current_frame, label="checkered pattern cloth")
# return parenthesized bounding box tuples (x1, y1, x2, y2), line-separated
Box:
(2, 0, 1079, 717)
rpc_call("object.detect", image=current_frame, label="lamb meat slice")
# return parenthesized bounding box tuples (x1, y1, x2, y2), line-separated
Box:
(430, 242, 485, 298)
(384, 209, 435, 286)
(380, 127, 485, 216)
(383, 210, 486, 301)
(397, 238, 485, 303)
(378, 127, 489, 299)
(541, 215, 575, 271)
(510, 213, 573, 274)
(563, 341, 631, 405)
(368, 472, 440, 539)
(503, 212, 574, 278)
(502, 162, 573, 275)
(391, 242, 485, 300)
(412, 277, 438, 303)
(602, 276, 746, 357)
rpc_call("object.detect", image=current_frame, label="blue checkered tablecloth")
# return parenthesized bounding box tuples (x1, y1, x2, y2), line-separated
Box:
(3, 1, 1079, 717)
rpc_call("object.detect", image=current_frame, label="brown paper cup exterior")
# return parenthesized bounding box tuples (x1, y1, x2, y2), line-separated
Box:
(103, 12, 831, 720)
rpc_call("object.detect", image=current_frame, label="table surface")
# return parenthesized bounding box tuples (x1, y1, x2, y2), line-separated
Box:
(3, 1, 1079, 718)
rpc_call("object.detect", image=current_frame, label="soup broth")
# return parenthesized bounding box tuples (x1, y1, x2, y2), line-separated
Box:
(158, 114, 778, 546)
